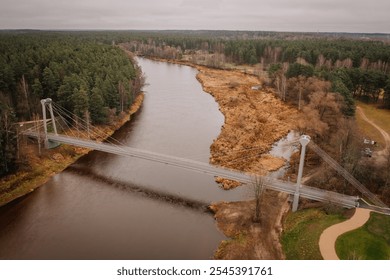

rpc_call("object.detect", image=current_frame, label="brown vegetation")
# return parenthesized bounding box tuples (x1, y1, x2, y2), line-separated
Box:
(281, 76, 389, 205)
(195, 66, 298, 176)
(193, 65, 299, 259)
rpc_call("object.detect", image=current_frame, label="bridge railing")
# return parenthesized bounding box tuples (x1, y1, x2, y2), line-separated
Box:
(21, 132, 361, 209)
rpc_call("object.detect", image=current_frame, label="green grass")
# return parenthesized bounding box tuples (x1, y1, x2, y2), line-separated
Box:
(281, 208, 346, 259)
(356, 101, 390, 134)
(336, 212, 390, 260)
(356, 101, 390, 149)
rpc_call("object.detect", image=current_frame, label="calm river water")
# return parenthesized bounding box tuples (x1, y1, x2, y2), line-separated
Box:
(0, 58, 247, 260)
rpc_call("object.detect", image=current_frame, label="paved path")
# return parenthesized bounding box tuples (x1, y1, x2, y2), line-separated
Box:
(319, 208, 371, 260)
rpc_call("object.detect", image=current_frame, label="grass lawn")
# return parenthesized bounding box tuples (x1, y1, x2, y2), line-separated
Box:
(356, 101, 390, 148)
(281, 208, 346, 259)
(336, 212, 390, 260)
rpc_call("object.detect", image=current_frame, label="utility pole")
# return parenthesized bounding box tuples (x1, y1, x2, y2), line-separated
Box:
(292, 135, 311, 212)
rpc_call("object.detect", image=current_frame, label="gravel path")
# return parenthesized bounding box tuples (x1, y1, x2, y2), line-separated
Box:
(357, 106, 390, 163)
(319, 208, 371, 260)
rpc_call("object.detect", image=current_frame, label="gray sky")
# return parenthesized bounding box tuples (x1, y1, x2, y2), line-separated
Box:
(1, 0, 389, 33)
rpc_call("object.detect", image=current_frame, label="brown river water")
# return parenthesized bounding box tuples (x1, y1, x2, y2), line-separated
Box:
(0, 58, 249, 260)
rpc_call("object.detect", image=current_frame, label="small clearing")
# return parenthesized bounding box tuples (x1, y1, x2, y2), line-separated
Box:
(356, 106, 390, 164)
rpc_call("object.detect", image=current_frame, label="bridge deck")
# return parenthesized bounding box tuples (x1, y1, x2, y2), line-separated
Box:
(25, 132, 360, 208)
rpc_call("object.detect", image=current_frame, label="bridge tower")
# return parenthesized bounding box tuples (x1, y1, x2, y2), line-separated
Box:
(292, 135, 311, 212)
(41, 98, 59, 149)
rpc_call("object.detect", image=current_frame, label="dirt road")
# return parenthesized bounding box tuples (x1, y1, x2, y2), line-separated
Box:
(357, 106, 390, 163)
(319, 208, 371, 260)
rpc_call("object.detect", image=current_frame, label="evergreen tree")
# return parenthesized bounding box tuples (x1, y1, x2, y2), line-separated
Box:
(332, 78, 356, 116)
(286, 63, 314, 78)
(57, 74, 88, 110)
(384, 78, 390, 109)
(72, 87, 89, 119)
(89, 87, 108, 124)
(0, 97, 17, 176)
(42, 67, 59, 99)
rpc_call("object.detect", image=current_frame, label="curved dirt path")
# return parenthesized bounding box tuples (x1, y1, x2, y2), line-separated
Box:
(319, 208, 371, 260)
(357, 106, 390, 154)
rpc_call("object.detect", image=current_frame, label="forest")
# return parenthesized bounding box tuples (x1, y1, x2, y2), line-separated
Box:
(119, 31, 390, 111)
(0, 31, 143, 176)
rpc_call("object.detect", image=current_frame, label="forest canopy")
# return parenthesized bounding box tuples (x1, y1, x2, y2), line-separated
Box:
(112, 30, 390, 110)
(0, 31, 142, 176)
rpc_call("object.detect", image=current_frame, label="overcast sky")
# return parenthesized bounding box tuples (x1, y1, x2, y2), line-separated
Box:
(1, 0, 389, 33)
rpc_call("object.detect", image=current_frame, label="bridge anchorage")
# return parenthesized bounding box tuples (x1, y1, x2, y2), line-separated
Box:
(21, 98, 390, 214)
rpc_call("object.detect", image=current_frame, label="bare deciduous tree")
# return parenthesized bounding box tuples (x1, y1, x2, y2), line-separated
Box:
(252, 175, 267, 223)
(295, 78, 344, 141)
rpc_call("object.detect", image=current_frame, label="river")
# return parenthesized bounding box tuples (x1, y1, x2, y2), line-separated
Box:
(0, 58, 247, 260)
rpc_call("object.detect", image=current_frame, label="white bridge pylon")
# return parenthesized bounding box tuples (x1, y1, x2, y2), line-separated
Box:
(292, 135, 311, 212)
(41, 98, 58, 149)
(32, 98, 390, 212)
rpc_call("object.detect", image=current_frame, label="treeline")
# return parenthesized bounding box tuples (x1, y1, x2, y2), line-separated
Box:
(223, 39, 390, 69)
(0, 32, 143, 176)
(267, 62, 390, 116)
(112, 31, 390, 72)
(117, 31, 390, 109)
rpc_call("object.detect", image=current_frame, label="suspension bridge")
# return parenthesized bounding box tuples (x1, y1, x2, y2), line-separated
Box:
(21, 98, 390, 214)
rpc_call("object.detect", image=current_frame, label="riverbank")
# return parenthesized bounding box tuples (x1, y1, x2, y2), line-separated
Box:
(0, 93, 144, 207)
(194, 65, 299, 259)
